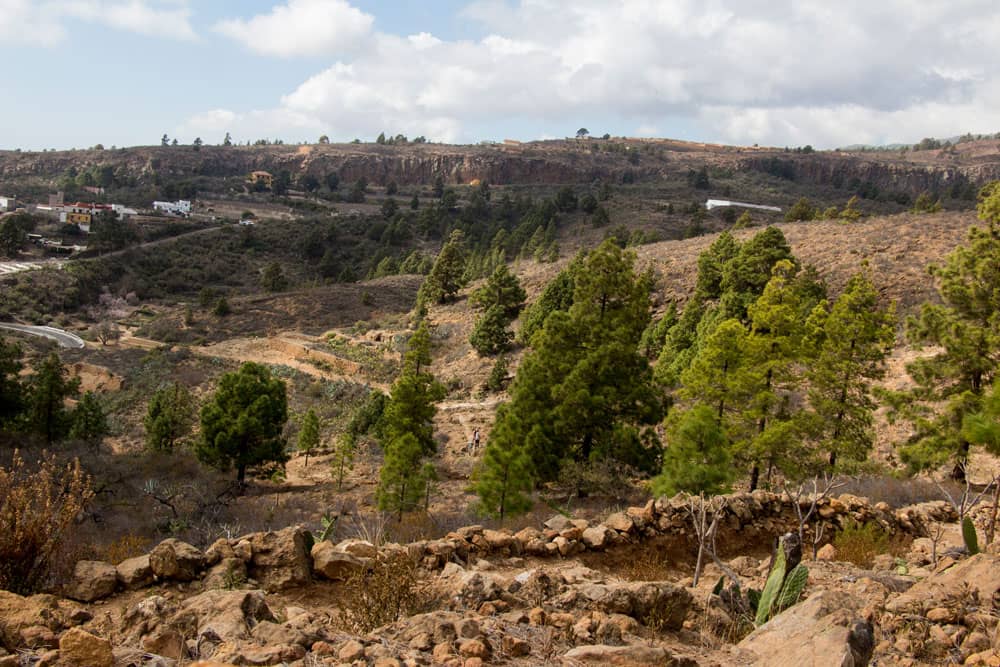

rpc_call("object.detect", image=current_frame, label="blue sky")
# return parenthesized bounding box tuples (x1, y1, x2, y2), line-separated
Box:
(3, 1, 998, 150)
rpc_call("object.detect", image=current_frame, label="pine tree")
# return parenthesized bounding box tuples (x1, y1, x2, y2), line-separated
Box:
(196, 362, 289, 488)
(679, 318, 751, 426)
(470, 264, 526, 319)
(70, 391, 108, 447)
(962, 378, 1000, 454)
(331, 433, 356, 490)
(517, 256, 579, 346)
(144, 382, 195, 452)
(805, 271, 895, 468)
(474, 405, 534, 519)
(695, 231, 740, 301)
(738, 260, 809, 489)
(469, 305, 514, 356)
(652, 404, 734, 497)
(420, 229, 467, 304)
(487, 240, 662, 483)
(25, 353, 80, 445)
(892, 182, 1000, 478)
(381, 322, 445, 456)
(720, 226, 796, 321)
(377, 433, 426, 520)
(0, 335, 24, 427)
(298, 408, 321, 466)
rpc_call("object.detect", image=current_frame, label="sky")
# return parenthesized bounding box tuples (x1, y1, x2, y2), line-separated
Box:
(2, 0, 999, 151)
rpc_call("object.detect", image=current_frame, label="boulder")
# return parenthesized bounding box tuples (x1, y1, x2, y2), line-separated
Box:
(334, 539, 378, 559)
(141, 626, 188, 661)
(566, 582, 692, 630)
(203, 557, 248, 590)
(581, 525, 614, 550)
(604, 512, 635, 534)
(116, 555, 154, 590)
(311, 541, 366, 581)
(244, 526, 312, 591)
(58, 628, 113, 667)
(739, 590, 874, 667)
(0, 591, 64, 651)
(66, 560, 118, 602)
(149, 538, 206, 582)
(886, 554, 1000, 614)
(173, 590, 275, 643)
(816, 544, 837, 561)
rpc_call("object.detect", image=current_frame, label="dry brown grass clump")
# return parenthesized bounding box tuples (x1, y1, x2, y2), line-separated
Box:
(0, 451, 94, 594)
(337, 553, 438, 633)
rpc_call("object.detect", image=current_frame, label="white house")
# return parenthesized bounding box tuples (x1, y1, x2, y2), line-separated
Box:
(705, 199, 782, 213)
(0, 196, 16, 212)
(153, 200, 192, 216)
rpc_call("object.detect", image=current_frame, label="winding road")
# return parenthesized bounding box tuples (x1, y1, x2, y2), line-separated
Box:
(0, 324, 86, 349)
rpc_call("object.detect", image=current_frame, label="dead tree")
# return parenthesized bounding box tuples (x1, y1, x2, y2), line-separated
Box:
(685, 493, 728, 587)
(782, 475, 845, 559)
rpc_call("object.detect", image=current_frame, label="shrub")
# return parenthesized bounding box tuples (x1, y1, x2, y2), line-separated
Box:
(832, 518, 889, 568)
(103, 533, 150, 565)
(0, 451, 94, 594)
(337, 553, 435, 633)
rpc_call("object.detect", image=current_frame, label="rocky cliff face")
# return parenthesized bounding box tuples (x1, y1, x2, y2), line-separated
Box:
(2, 139, 999, 194)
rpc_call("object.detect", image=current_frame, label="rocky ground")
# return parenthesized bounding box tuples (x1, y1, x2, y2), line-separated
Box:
(1, 490, 997, 667)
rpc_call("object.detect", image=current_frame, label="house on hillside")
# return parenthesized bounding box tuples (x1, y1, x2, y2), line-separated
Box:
(0, 196, 16, 212)
(153, 200, 192, 217)
(248, 171, 273, 189)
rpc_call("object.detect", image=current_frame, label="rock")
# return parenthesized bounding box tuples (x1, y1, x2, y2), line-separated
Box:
(204, 539, 234, 566)
(117, 555, 154, 590)
(340, 639, 366, 662)
(581, 525, 614, 550)
(456, 619, 480, 639)
(141, 626, 188, 661)
(459, 572, 501, 605)
(502, 635, 530, 657)
(544, 515, 572, 531)
(926, 606, 955, 624)
(66, 560, 117, 602)
(567, 582, 692, 630)
(149, 539, 206, 582)
(244, 526, 312, 591)
(459, 638, 491, 659)
(887, 554, 1000, 614)
(0, 591, 63, 652)
(174, 589, 275, 643)
(962, 631, 991, 655)
(203, 557, 248, 590)
(441, 562, 466, 578)
(312, 541, 366, 581)
(58, 628, 113, 667)
(250, 620, 312, 648)
(19, 625, 56, 649)
(232, 540, 252, 562)
(561, 644, 693, 666)
(739, 591, 874, 667)
(816, 543, 837, 561)
(604, 512, 635, 534)
(335, 538, 378, 559)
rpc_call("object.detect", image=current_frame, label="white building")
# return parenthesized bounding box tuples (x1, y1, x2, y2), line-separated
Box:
(153, 200, 192, 216)
(0, 196, 16, 212)
(705, 199, 782, 213)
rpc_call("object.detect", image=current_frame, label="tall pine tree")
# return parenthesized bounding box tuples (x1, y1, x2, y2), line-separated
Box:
(891, 182, 1000, 478)
(804, 270, 895, 468)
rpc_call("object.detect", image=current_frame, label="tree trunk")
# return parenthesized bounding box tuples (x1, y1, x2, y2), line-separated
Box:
(749, 464, 760, 492)
(237, 462, 247, 491)
(828, 450, 837, 468)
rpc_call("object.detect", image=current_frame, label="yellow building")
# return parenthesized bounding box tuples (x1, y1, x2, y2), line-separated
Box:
(66, 212, 92, 225)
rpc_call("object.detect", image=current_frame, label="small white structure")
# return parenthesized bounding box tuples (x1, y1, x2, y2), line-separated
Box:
(238, 219, 255, 226)
(706, 199, 782, 213)
(0, 196, 16, 212)
(152, 200, 192, 216)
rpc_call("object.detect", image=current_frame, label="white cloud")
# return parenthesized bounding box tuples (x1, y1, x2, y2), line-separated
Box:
(213, 0, 373, 57)
(0, 0, 196, 44)
(188, 0, 1000, 147)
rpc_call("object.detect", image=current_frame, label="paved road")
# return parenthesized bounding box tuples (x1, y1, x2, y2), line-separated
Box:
(0, 259, 64, 276)
(0, 323, 86, 349)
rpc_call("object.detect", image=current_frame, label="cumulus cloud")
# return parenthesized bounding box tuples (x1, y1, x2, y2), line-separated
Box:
(0, 0, 196, 44)
(213, 0, 374, 57)
(189, 0, 1000, 147)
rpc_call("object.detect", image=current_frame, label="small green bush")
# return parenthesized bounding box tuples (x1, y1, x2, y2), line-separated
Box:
(832, 518, 888, 568)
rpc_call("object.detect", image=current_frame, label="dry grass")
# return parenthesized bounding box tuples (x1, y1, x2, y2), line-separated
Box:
(336, 553, 438, 633)
(0, 451, 94, 594)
